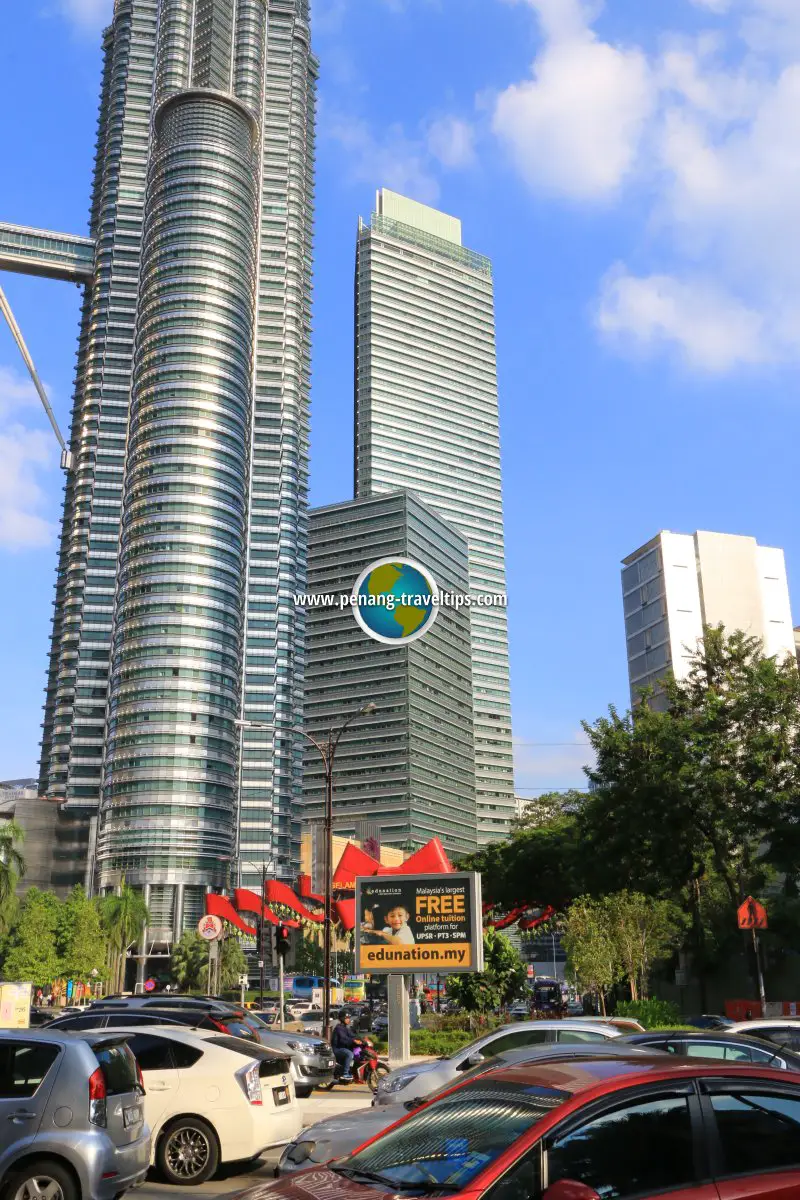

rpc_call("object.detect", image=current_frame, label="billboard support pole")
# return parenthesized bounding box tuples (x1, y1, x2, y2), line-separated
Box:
(388, 973, 410, 1068)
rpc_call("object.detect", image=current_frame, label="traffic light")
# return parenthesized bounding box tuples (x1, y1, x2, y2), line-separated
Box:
(275, 923, 291, 958)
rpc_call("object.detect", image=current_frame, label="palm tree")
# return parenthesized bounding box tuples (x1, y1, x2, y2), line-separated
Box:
(0, 818, 25, 906)
(100, 880, 149, 993)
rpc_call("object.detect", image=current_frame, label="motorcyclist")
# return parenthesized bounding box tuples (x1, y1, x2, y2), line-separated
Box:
(331, 1012, 362, 1081)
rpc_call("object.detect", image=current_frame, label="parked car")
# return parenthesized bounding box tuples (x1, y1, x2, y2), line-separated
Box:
(256, 1054, 800, 1200)
(278, 1042, 665, 1174)
(727, 1018, 800, 1050)
(293, 1012, 324, 1037)
(508, 1003, 530, 1021)
(103, 1025, 301, 1185)
(86, 997, 266, 1042)
(49, 1008, 335, 1099)
(373, 1019, 624, 1107)
(570, 1015, 646, 1033)
(620, 1028, 800, 1068)
(0, 1029, 149, 1200)
(684, 1013, 734, 1031)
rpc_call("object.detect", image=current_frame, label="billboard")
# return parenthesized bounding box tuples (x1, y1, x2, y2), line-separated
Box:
(355, 871, 483, 974)
(0, 981, 32, 1029)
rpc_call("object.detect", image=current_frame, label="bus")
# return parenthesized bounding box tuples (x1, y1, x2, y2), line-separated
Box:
(291, 975, 342, 1000)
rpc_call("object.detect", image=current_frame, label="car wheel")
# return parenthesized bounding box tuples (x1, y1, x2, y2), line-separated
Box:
(157, 1116, 220, 1186)
(3, 1159, 78, 1200)
(366, 1064, 390, 1093)
(295, 1086, 313, 1098)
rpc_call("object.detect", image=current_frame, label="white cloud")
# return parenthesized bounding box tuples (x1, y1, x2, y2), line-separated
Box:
(324, 113, 442, 204)
(54, 0, 111, 33)
(0, 367, 57, 551)
(426, 117, 476, 169)
(597, 270, 768, 372)
(491, 0, 800, 371)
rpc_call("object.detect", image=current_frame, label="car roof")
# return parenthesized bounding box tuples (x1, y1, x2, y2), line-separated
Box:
(730, 1018, 800, 1026)
(470, 1053, 794, 1097)
(0, 1028, 132, 1046)
(484, 1020, 620, 1033)
(623, 1029, 794, 1046)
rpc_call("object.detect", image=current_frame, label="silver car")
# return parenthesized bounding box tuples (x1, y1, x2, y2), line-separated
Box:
(373, 1019, 624, 1106)
(0, 1029, 150, 1200)
(278, 1042, 662, 1173)
(249, 1029, 334, 1097)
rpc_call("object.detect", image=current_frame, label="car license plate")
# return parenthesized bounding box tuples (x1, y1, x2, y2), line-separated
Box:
(123, 1105, 142, 1128)
(273, 1086, 290, 1106)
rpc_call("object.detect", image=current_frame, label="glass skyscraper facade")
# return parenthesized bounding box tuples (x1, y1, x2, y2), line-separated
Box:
(303, 491, 477, 858)
(28, 0, 316, 932)
(355, 189, 515, 844)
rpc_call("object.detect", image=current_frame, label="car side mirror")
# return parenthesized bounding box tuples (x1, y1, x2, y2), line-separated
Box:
(459, 1051, 484, 1070)
(543, 1182, 600, 1200)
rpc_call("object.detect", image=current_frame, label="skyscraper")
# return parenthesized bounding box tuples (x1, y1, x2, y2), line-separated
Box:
(354, 189, 515, 844)
(303, 490, 477, 858)
(3, 0, 316, 934)
(622, 530, 796, 706)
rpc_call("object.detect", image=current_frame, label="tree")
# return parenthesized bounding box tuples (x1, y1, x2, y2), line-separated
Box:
(562, 897, 620, 1015)
(582, 627, 800, 997)
(447, 928, 527, 1023)
(294, 934, 324, 975)
(219, 936, 248, 990)
(171, 931, 208, 991)
(0, 818, 25, 904)
(100, 882, 149, 993)
(460, 792, 586, 913)
(58, 885, 108, 981)
(3, 888, 61, 986)
(605, 891, 684, 1001)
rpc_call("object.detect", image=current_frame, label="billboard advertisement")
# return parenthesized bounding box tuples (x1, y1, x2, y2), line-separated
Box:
(355, 871, 482, 974)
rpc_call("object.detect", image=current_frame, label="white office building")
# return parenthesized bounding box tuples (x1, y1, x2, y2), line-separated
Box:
(354, 189, 515, 844)
(622, 530, 796, 705)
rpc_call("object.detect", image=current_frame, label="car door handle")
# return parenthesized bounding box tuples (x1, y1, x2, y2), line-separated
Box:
(8, 1112, 37, 1122)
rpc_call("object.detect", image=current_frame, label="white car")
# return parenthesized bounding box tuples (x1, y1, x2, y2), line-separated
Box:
(374, 1019, 624, 1107)
(114, 1025, 302, 1184)
(727, 1018, 800, 1051)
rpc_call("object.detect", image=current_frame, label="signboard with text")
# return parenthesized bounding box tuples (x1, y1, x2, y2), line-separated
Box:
(355, 871, 483, 974)
(0, 981, 32, 1029)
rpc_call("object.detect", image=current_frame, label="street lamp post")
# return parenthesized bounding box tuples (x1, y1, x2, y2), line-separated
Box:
(298, 702, 377, 1042)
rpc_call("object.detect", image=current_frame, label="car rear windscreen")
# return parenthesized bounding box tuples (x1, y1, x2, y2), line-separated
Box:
(93, 1041, 139, 1095)
(206, 1036, 290, 1076)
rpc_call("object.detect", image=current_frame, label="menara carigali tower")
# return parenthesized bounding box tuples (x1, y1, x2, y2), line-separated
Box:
(0, 0, 316, 935)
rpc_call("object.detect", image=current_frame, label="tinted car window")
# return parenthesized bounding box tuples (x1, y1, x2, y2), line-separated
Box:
(556, 1030, 609, 1044)
(170, 1042, 203, 1068)
(547, 1091, 695, 1200)
(488, 1029, 549, 1056)
(752, 1026, 794, 1048)
(93, 1042, 139, 1095)
(0, 1042, 60, 1099)
(126, 1033, 175, 1071)
(49, 1015, 105, 1030)
(710, 1090, 800, 1174)
(684, 1042, 750, 1061)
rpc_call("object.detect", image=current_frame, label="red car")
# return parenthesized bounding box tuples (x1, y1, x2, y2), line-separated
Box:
(237, 1053, 800, 1200)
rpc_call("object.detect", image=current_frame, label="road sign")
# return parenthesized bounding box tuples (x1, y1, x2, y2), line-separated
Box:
(197, 914, 224, 941)
(238, 974, 249, 986)
(144, 978, 156, 993)
(737, 896, 768, 930)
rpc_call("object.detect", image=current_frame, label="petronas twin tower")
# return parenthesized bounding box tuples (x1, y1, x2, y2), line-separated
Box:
(32, 0, 316, 932)
(6, 0, 514, 944)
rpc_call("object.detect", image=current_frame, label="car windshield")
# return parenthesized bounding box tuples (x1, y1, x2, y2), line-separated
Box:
(338, 1081, 566, 1192)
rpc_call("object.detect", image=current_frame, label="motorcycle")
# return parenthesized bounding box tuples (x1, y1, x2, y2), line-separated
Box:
(324, 1037, 390, 1093)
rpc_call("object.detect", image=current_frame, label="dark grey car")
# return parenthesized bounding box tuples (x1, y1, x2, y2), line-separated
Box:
(0, 1029, 149, 1200)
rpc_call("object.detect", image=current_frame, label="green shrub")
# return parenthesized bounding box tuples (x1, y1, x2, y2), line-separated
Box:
(370, 1030, 475, 1058)
(616, 998, 681, 1028)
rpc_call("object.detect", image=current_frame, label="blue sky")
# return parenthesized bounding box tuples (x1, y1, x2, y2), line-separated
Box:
(1, 0, 799, 799)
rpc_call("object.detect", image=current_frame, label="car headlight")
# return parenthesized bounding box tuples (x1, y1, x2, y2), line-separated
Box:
(380, 1072, 415, 1094)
